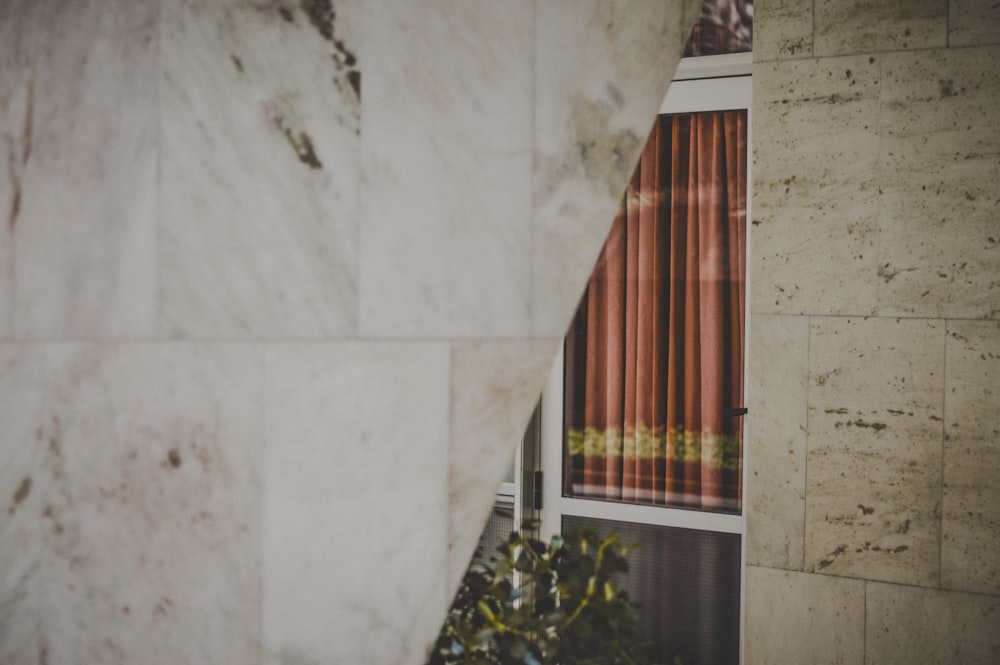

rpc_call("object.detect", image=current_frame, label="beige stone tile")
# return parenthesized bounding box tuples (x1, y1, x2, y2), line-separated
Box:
(264, 342, 450, 665)
(866, 582, 1000, 664)
(448, 339, 558, 590)
(39, 343, 264, 665)
(531, 0, 702, 337)
(753, 0, 813, 62)
(0, 345, 45, 665)
(950, 0, 1000, 47)
(877, 48, 1000, 320)
(745, 566, 865, 665)
(814, 0, 947, 56)
(942, 321, 1000, 595)
(805, 317, 944, 587)
(751, 56, 880, 316)
(746, 315, 808, 570)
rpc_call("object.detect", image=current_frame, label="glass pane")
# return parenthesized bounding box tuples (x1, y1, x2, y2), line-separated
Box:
(470, 502, 515, 570)
(683, 0, 753, 57)
(563, 111, 747, 513)
(562, 515, 741, 665)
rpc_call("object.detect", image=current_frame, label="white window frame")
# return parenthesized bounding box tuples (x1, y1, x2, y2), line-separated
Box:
(539, 54, 752, 663)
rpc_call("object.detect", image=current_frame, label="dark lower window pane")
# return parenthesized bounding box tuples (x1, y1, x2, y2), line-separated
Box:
(683, 0, 753, 57)
(471, 502, 515, 568)
(562, 515, 741, 665)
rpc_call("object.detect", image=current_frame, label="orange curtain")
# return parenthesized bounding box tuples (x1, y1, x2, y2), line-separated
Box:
(564, 111, 747, 513)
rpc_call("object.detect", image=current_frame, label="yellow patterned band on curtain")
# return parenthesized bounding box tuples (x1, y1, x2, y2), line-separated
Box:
(568, 426, 742, 470)
(567, 426, 624, 457)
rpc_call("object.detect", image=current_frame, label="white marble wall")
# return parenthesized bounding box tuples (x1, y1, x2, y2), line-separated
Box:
(0, 1, 700, 664)
(747, 0, 1000, 662)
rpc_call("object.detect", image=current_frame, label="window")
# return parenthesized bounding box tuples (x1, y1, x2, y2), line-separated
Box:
(467, 4, 753, 662)
(540, 64, 751, 665)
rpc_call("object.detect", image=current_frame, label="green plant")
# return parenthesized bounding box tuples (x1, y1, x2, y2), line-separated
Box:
(428, 525, 651, 665)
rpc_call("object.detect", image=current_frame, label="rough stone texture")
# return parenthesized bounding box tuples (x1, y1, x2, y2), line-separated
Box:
(746, 315, 807, 570)
(942, 321, 1000, 595)
(866, 582, 1000, 665)
(804, 318, 944, 586)
(752, 0, 813, 62)
(814, 0, 947, 56)
(749, 0, 1000, 662)
(877, 47, 1000, 320)
(751, 55, 880, 316)
(745, 566, 865, 665)
(949, 0, 1000, 47)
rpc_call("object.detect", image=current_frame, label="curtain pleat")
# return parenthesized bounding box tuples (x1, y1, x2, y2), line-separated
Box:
(564, 111, 747, 513)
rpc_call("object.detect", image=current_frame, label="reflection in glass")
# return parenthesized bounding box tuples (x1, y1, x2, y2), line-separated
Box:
(683, 0, 753, 57)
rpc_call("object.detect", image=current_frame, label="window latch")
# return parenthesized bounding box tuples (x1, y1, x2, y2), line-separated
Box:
(723, 407, 748, 418)
(533, 471, 543, 510)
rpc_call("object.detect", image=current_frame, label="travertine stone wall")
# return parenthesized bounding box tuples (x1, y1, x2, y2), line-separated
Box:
(0, 1, 701, 664)
(747, 0, 1000, 662)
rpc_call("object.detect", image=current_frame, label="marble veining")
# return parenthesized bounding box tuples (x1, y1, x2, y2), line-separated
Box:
(264, 342, 450, 665)
(531, 0, 702, 337)
(805, 318, 944, 586)
(160, 0, 360, 338)
(0, 1, 707, 663)
(358, 0, 534, 338)
(0, 0, 36, 340)
(13, 0, 159, 339)
(0, 345, 45, 665)
(448, 339, 559, 590)
(38, 343, 264, 665)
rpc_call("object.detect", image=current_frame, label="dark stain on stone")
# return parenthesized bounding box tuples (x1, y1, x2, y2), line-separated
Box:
(167, 448, 182, 469)
(122, 605, 131, 615)
(278, 6, 294, 22)
(7, 61, 35, 232)
(230, 54, 244, 73)
(897, 518, 911, 534)
(301, 0, 334, 41)
(154, 596, 175, 616)
(939, 79, 964, 98)
(43, 504, 64, 534)
(7, 147, 21, 232)
(10, 476, 31, 509)
(892, 545, 908, 554)
(284, 128, 323, 170)
(857, 503, 875, 515)
(298, 0, 360, 100)
(816, 544, 848, 570)
(826, 407, 849, 414)
(347, 70, 361, 100)
(48, 415, 63, 457)
(849, 419, 887, 432)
